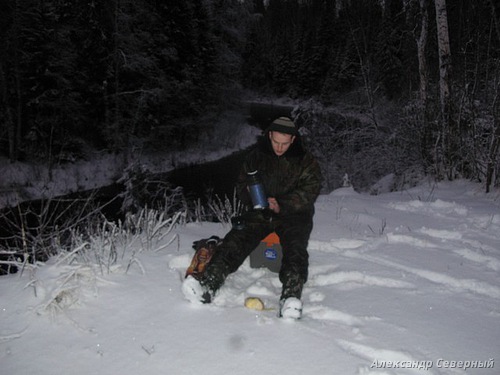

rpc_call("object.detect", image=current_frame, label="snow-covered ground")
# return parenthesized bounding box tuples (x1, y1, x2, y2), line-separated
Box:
(1, 179, 499, 375)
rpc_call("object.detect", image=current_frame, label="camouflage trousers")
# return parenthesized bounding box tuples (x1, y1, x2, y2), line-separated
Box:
(201, 209, 313, 300)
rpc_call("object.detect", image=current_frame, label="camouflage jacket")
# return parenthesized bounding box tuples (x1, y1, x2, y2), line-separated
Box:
(236, 132, 322, 219)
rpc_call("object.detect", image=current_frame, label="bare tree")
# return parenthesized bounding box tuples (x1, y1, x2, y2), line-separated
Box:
(0, 62, 15, 160)
(416, 0, 429, 105)
(434, 0, 451, 119)
(1, 0, 23, 161)
(485, 0, 500, 192)
(434, 0, 453, 177)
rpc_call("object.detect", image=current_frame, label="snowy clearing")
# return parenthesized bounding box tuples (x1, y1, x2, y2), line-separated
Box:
(1, 179, 499, 375)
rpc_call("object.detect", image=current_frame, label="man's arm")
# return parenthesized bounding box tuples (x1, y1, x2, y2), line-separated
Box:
(275, 153, 322, 215)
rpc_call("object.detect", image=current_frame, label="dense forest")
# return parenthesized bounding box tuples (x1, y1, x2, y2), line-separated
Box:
(1, 0, 499, 191)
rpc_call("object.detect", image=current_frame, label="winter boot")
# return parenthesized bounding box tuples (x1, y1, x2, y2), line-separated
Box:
(279, 297, 303, 319)
(182, 259, 229, 304)
(199, 260, 229, 301)
(279, 273, 305, 319)
(182, 275, 214, 304)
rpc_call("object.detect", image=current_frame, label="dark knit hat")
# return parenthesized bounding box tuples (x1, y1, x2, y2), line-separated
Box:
(267, 116, 298, 135)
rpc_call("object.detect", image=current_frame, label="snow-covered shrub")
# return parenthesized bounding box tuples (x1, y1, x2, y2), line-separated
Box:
(118, 162, 184, 214)
(26, 206, 182, 317)
(206, 188, 245, 227)
(0, 191, 105, 269)
(294, 99, 421, 193)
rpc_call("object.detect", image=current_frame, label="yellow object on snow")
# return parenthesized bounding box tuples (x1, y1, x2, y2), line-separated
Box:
(244, 297, 265, 311)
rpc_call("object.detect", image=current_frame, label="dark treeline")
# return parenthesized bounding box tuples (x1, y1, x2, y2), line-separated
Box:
(1, 0, 499, 189)
(0, 0, 251, 160)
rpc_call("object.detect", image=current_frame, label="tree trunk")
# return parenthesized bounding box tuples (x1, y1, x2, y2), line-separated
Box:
(434, 0, 453, 178)
(485, 0, 500, 192)
(5, 0, 23, 162)
(489, 0, 500, 43)
(14, 47, 22, 162)
(0, 61, 16, 161)
(434, 0, 451, 118)
(414, 0, 435, 173)
(113, 0, 121, 144)
(416, 0, 429, 105)
(485, 115, 500, 193)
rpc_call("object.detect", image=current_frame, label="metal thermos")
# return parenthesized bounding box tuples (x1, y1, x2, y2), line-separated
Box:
(247, 170, 268, 209)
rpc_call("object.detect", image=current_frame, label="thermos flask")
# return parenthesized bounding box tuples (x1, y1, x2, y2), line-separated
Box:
(247, 170, 268, 209)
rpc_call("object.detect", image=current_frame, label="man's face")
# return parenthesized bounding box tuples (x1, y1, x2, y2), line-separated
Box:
(269, 131, 295, 156)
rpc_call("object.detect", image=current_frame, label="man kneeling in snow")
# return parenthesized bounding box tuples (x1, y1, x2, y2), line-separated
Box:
(183, 116, 322, 319)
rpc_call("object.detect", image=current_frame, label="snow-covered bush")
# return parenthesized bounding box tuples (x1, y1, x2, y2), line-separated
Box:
(0, 192, 105, 270)
(118, 162, 185, 214)
(294, 99, 423, 193)
(206, 188, 245, 227)
(23, 206, 182, 317)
